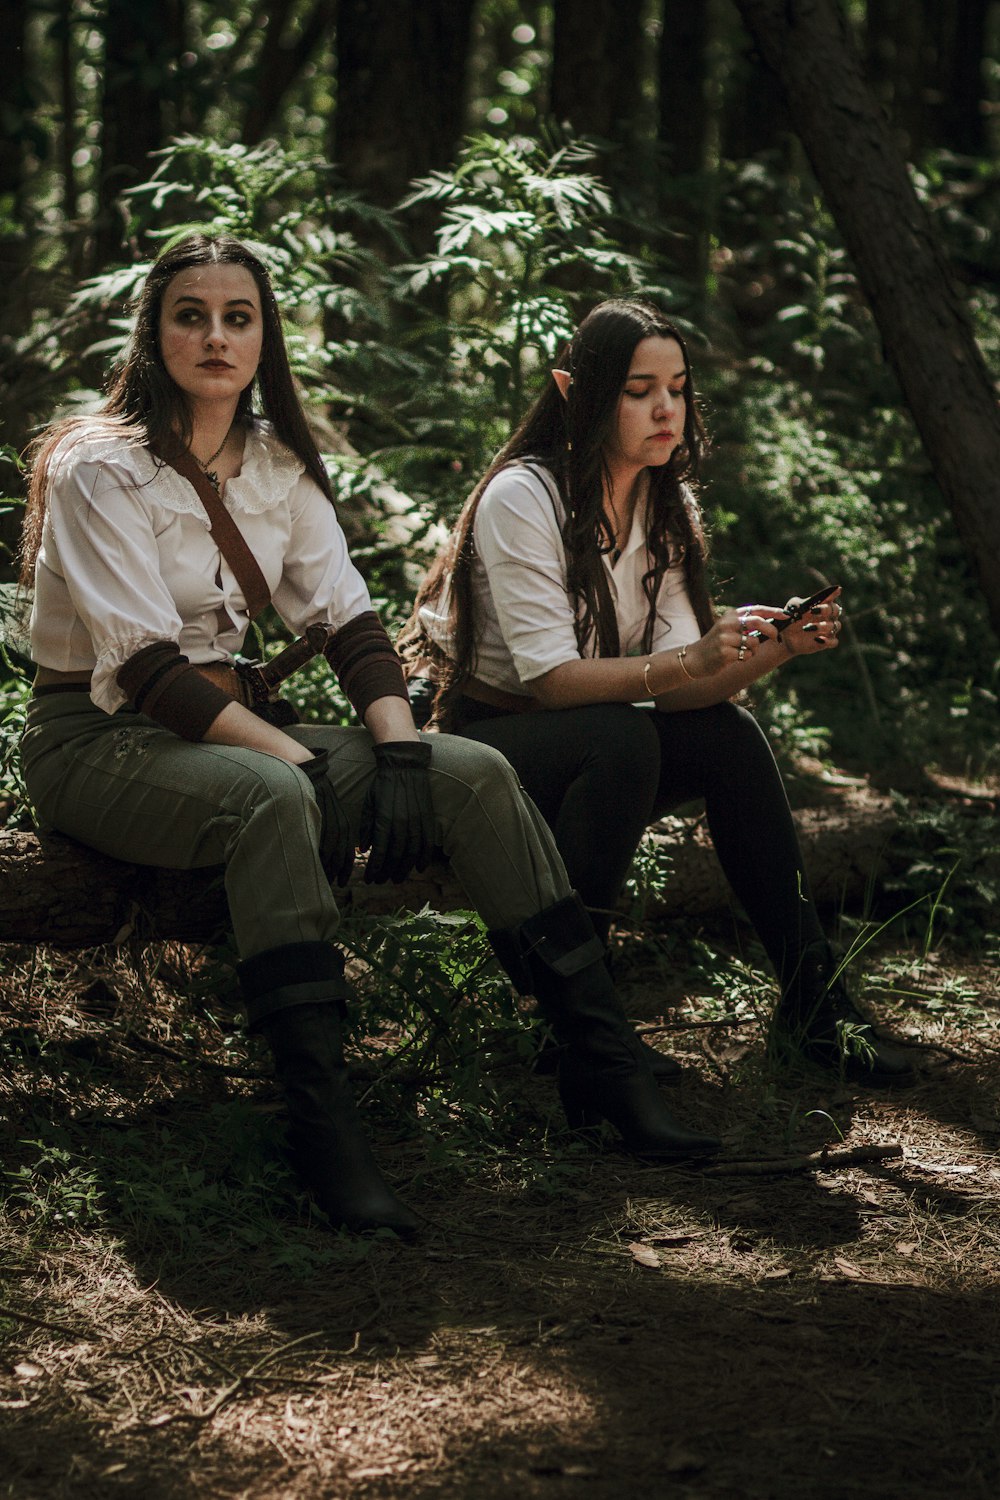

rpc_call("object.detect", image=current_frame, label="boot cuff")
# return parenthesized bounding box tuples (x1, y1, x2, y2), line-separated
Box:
(490, 892, 605, 991)
(238, 941, 345, 1001)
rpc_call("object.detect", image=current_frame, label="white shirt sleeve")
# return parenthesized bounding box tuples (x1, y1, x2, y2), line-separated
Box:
(270, 474, 374, 635)
(472, 466, 584, 685)
(39, 453, 189, 713)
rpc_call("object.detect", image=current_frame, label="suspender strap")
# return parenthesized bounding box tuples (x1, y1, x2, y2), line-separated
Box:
(151, 443, 272, 623)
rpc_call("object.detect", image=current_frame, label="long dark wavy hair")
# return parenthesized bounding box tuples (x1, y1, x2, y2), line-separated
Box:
(20, 232, 334, 581)
(399, 298, 716, 726)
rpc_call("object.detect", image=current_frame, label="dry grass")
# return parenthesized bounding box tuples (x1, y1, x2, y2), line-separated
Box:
(1, 924, 999, 1500)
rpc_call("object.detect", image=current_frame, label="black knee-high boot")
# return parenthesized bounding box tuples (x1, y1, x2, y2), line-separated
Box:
(238, 942, 419, 1235)
(489, 894, 721, 1160)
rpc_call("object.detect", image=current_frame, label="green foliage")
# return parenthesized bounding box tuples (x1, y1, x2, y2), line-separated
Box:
(392, 132, 654, 505)
(883, 797, 1000, 944)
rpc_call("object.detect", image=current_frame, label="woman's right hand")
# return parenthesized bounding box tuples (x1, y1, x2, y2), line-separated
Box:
(680, 607, 782, 677)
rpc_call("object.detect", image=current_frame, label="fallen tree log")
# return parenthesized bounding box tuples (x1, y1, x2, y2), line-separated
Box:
(0, 787, 901, 949)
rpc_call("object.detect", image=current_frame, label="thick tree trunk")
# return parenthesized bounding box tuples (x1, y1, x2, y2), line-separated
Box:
(658, 0, 712, 177)
(551, 0, 646, 143)
(0, 796, 899, 949)
(733, 0, 1000, 642)
(0, 0, 31, 313)
(333, 0, 476, 209)
(95, 0, 183, 267)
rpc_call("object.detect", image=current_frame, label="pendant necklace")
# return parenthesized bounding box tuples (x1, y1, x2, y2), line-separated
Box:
(192, 426, 232, 492)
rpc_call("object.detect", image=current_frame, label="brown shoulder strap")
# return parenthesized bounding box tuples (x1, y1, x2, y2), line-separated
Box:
(152, 444, 271, 623)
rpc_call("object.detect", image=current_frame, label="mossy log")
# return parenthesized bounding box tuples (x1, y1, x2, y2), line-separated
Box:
(0, 791, 899, 949)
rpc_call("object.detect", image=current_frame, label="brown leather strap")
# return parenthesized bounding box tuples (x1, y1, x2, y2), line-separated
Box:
(463, 676, 538, 714)
(151, 444, 271, 623)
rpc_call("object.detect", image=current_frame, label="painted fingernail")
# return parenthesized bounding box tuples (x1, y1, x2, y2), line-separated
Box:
(810, 606, 823, 616)
(802, 622, 818, 633)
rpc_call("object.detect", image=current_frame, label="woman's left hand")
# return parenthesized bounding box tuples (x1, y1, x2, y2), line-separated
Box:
(780, 586, 844, 656)
(359, 740, 438, 884)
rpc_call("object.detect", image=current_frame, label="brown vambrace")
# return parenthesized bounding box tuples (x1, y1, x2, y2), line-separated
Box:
(116, 641, 234, 741)
(324, 610, 409, 721)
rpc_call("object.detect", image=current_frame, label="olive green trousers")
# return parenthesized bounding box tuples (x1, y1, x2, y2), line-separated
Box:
(21, 692, 570, 960)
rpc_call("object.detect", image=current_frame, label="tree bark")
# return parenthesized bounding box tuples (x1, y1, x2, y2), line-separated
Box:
(658, 0, 712, 177)
(94, 0, 184, 267)
(733, 0, 1000, 642)
(0, 796, 899, 949)
(551, 0, 646, 143)
(333, 0, 476, 209)
(0, 0, 31, 309)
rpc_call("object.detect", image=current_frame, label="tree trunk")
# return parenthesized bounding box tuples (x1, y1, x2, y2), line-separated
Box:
(658, 0, 712, 177)
(0, 0, 31, 313)
(241, 0, 335, 145)
(928, 0, 991, 157)
(550, 0, 646, 143)
(94, 0, 183, 267)
(656, 0, 713, 283)
(333, 0, 476, 210)
(733, 0, 1000, 642)
(0, 797, 899, 949)
(864, 0, 928, 157)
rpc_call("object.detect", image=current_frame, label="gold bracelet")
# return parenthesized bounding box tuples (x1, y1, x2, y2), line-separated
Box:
(645, 648, 695, 697)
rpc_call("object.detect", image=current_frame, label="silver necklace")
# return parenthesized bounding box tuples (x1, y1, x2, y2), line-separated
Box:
(192, 427, 232, 491)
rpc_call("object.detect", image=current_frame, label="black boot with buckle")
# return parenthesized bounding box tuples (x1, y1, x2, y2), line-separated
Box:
(238, 942, 419, 1236)
(771, 939, 917, 1088)
(489, 893, 720, 1160)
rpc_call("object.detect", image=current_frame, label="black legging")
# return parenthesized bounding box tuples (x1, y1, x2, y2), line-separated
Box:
(455, 698, 824, 986)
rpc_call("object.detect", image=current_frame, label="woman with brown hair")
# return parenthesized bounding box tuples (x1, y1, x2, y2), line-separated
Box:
(402, 298, 916, 1090)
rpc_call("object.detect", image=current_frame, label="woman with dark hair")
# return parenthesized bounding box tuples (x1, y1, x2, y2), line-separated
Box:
(401, 299, 916, 1088)
(20, 243, 722, 1239)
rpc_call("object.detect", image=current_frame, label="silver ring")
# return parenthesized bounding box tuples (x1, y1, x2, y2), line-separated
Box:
(738, 644, 747, 662)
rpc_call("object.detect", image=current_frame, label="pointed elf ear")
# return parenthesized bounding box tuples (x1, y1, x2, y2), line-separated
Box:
(551, 369, 572, 401)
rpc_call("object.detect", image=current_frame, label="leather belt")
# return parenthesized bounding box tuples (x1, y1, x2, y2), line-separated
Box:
(462, 676, 537, 714)
(32, 625, 338, 706)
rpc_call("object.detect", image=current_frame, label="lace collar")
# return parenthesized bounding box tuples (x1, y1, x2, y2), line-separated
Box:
(54, 422, 306, 518)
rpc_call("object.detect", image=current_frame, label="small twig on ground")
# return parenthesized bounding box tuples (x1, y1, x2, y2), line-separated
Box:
(637, 1015, 758, 1033)
(115, 1029, 269, 1079)
(195, 1330, 324, 1422)
(704, 1143, 904, 1177)
(0, 1300, 101, 1341)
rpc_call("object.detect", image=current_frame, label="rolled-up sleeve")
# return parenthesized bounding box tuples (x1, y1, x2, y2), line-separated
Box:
(473, 469, 583, 685)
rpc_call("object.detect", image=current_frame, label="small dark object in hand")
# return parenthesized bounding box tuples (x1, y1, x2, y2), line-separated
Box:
(775, 584, 839, 636)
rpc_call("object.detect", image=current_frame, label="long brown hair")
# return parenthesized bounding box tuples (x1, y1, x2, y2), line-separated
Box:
(20, 232, 333, 582)
(399, 298, 716, 725)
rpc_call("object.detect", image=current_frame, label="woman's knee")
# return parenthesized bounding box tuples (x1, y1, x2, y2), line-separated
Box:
(427, 732, 523, 803)
(578, 704, 661, 781)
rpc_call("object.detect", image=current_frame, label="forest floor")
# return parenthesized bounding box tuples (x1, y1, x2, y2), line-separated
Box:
(1, 778, 998, 1500)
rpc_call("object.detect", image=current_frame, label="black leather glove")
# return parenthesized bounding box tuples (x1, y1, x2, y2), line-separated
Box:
(300, 750, 355, 887)
(358, 740, 436, 884)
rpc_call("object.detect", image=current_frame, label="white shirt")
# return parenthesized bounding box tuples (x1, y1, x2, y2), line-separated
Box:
(31, 422, 373, 714)
(419, 462, 702, 694)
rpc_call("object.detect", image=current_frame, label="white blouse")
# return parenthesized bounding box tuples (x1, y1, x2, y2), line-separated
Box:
(418, 462, 703, 695)
(31, 422, 373, 714)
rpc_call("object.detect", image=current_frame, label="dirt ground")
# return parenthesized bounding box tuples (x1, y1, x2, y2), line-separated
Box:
(1, 895, 999, 1499)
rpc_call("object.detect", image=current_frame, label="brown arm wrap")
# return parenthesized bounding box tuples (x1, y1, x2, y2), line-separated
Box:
(116, 641, 233, 742)
(324, 610, 409, 721)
